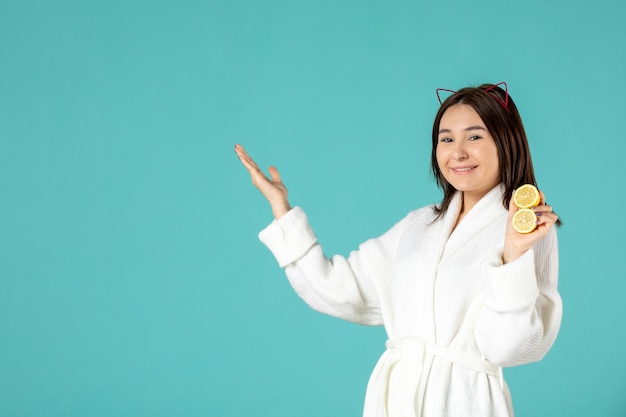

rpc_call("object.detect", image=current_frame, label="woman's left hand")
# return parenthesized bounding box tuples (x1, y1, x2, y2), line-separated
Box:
(502, 190, 559, 264)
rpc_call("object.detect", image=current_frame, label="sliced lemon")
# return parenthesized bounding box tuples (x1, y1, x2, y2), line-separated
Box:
(512, 208, 538, 234)
(513, 184, 541, 209)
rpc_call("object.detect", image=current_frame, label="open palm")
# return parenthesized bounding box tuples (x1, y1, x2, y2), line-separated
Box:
(234, 144, 291, 219)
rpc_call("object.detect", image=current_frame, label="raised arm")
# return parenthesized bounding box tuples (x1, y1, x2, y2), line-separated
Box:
(235, 144, 405, 325)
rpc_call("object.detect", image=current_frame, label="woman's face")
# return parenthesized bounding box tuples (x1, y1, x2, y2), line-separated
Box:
(436, 104, 500, 201)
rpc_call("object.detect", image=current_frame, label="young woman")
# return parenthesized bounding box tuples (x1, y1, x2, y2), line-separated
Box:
(234, 83, 562, 417)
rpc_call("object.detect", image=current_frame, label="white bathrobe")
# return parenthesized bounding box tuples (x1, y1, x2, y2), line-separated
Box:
(258, 185, 562, 417)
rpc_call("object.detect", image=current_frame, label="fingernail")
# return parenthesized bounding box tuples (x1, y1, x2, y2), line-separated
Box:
(536, 212, 542, 216)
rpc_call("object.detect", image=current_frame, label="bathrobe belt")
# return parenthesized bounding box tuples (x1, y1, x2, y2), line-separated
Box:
(365, 337, 503, 417)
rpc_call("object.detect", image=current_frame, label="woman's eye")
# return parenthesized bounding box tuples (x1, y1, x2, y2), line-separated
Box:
(469, 135, 481, 141)
(440, 137, 453, 143)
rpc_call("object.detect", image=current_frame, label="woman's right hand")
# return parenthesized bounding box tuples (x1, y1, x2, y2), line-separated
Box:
(234, 144, 291, 219)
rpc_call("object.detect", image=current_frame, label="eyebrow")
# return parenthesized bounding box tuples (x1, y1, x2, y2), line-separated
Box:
(438, 125, 488, 135)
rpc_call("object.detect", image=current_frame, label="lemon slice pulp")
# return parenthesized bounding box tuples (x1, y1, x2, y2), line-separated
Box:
(513, 184, 541, 209)
(512, 208, 538, 234)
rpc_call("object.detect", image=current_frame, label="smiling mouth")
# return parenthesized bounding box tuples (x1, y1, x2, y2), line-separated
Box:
(451, 166, 477, 173)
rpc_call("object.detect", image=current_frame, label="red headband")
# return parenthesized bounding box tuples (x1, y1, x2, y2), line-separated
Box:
(436, 81, 509, 111)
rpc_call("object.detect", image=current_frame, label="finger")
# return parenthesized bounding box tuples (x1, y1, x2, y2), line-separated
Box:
(268, 166, 282, 183)
(234, 150, 270, 188)
(234, 145, 262, 173)
(234, 143, 247, 158)
(234, 144, 249, 163)
(235, 151, 254, 171)
(533, 190, 552, 214)
(532, 204, 553, 214)
(234, 144, 253, 165)
(536, 212, 559, 226)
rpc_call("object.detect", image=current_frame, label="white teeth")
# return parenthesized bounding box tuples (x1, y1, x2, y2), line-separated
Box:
(454, 167, 474, 172)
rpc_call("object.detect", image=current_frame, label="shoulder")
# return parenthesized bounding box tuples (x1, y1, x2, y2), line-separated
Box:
(357, 204, 440, 258)
(379, 204, 439, 238)
(404, 204, 440, 226)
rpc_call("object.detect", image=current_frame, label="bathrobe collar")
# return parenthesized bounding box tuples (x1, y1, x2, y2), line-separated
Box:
(441, 184, 507, 259)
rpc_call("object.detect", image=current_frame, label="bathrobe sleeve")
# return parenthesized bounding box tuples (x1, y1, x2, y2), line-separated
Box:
(258, 206, 406, 326)
(475, 227, 562, 367)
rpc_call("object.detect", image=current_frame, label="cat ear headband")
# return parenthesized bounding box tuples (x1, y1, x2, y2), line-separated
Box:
(436, 81, 509, 111)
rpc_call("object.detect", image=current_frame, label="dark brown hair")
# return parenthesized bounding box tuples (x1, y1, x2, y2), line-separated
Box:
(431, 84, 536, 219)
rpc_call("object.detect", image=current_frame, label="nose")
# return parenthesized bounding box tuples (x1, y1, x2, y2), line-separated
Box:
(452, 141, 468, 160)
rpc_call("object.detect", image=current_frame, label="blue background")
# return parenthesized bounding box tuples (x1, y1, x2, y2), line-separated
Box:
(1, 0, 624, 416)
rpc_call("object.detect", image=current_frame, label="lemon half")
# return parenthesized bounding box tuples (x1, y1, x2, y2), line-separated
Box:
(513, 184, 541, 209)
(512, 208, 538, 234)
